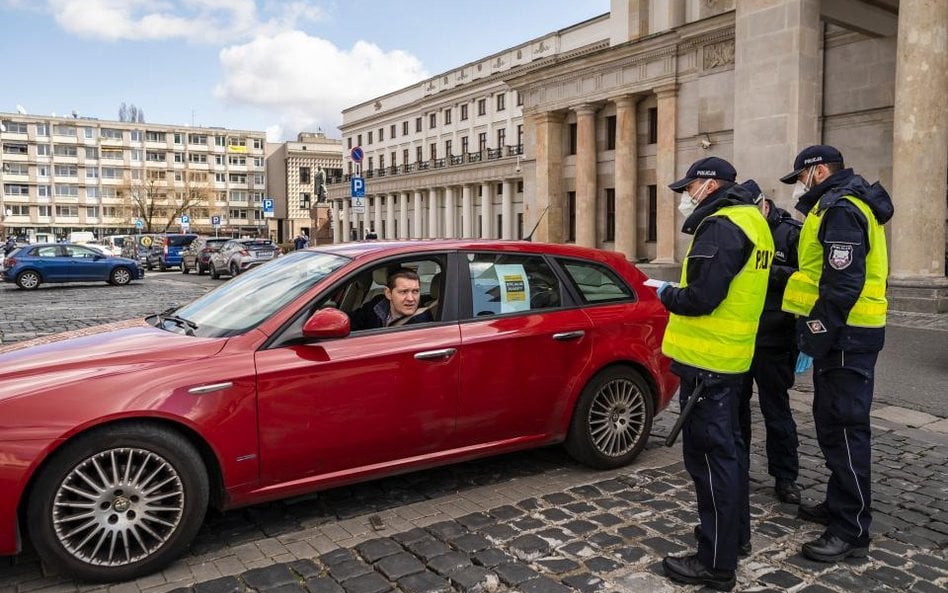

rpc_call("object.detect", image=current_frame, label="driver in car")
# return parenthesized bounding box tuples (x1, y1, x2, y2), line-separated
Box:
(349, 269, 433, 330)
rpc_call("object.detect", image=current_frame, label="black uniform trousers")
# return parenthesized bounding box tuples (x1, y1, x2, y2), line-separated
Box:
(739, 347, 800, 481)
(678, 370, 749, 571)
(813, 349, 876, 546)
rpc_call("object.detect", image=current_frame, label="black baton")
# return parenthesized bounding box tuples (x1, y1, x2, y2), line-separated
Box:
(665, 380, 704, 447)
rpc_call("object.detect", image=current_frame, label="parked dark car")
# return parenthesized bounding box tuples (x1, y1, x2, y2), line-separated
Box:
(146, 234, 198, 271)
(181, 236, 229, 275)
(209, 238, 279, 279)
(1, 243, 144, 289)
(121, 234, 159, 265)
(0, 240, 675, 580)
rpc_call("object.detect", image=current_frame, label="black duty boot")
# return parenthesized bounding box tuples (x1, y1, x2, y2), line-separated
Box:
(775, 479, 801, 504)
(802, 531, 869, 562)
(798, 501, 830, 525)
(663, 554, 736, 591)
(693, 525, 751, 557)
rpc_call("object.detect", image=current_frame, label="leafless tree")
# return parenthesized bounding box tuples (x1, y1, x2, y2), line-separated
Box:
(120, 172, 211, 233)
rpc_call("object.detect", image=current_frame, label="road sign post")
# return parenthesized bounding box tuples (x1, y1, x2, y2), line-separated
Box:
(211, 215, 221, 238)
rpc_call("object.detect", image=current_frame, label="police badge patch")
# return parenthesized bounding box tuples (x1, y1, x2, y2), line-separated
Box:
(807, 319, 828, 334)
(828, 244, 853, 270)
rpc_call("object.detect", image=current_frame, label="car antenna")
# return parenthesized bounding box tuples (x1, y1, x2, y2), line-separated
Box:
(523, 206, 550, 242)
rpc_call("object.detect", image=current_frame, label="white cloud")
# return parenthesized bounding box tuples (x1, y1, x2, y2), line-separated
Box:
(45, 0, 324, 43)
(214, 31, 428, 137)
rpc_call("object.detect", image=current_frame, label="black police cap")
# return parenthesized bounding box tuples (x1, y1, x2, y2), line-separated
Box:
(779, 145, 844, 184)
(668, 157, 737, 193)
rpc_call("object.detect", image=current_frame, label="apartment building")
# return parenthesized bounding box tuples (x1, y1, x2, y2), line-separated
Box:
(328, 0, 945, 312)
(0, 115, 267, 242)
(265, 132, 343, 244)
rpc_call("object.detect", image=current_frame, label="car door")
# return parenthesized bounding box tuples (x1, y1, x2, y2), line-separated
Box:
(64, 244, 109, 280)
(452, 250, 594, 447)
(253, 255, 461, 485)
(29, 245, 68, 280)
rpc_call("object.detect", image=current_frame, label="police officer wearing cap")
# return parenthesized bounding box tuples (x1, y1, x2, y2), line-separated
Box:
(779, 145, 893, 563)
(736, 180, 804, 505)
(656, 157, 774, 591)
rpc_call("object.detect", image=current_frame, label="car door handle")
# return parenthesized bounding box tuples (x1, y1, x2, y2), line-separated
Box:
(414, 348, 457, 361)
(552, 330, 585, 341)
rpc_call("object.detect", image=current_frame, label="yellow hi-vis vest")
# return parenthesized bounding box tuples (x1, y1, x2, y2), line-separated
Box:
(781, 196, 887, 327)
(662, 206, 775, 374)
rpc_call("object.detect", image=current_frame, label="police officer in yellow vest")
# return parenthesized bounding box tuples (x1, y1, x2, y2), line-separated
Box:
(779, 145, 893, 562)
(656, 157, 774, 592)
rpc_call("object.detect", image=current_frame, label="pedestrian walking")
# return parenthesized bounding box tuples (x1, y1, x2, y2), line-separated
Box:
(737, 180, 804, 505)
(779, 145, 893, 562)
(3, 236, 15, 256)
(655, 157, 774, 591)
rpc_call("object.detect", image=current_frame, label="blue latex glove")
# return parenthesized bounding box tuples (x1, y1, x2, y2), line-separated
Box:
(656, 281, 670, 297)
(795, 353, 813, 374)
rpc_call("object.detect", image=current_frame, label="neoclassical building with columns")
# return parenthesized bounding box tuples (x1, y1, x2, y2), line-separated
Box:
(327, 0, 946, 312)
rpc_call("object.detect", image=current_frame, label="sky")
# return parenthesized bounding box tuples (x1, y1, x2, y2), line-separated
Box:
(0, 0, 611, 142)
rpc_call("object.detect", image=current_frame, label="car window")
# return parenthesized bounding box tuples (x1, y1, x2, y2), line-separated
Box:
(34, 246, 59, 258)
(557, 258, 635, 303)
(464, 252, 561, 317)
(168, 235, 196, 247)
(63, 245, 99, 258)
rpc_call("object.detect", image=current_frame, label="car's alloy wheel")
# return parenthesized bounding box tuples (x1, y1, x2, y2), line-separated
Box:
(229, 262, 240, 277)
(27, 424, 208, 582)
(110, 267, 132, 286)
(565, 367, 654, 469)
(16, 270, 41, 289)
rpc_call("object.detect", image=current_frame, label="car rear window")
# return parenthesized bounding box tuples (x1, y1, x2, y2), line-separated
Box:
(168, 235, 197, 247)
(558, 258, 635, 303)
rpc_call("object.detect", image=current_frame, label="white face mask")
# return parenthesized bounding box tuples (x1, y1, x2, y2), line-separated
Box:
(791, 168, 815, 201)
(678, 193, 695, 217)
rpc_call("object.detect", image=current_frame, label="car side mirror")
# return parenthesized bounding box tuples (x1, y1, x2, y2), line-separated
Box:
(302, 307, 351, 339)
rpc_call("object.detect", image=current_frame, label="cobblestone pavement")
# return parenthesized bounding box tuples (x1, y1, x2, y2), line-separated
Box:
(1, 275, 946, 593)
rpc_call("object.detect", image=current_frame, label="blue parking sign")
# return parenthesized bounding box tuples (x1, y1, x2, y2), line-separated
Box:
(181, 215, 190, 224)
(211, 215, 221, 226)
(351, 176, 365, 198)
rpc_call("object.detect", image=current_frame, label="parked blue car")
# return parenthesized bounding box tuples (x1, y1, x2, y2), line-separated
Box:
(145, 233, 198, 271)
(1, 243, 144, 290)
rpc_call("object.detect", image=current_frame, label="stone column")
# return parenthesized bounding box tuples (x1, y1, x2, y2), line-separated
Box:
(428, 189, 439, 238)
(480, 183, 493, 239)
(373, 195, 383, 237)
(614, 95, 638, 260)
(652, 84, 678, 263)
(398, 192, 409, 239)
(575, 104, 598, 248)
(444, 187, 457, 238)
(501, 180, 514, 239)
(733, 0, 821, 210)
(331, 202, 340, 244)
(385, 194, 395, 239)
(889, 0, 948, 312)
(341, 199, 351, 243)
(413, 190, 423, 239)
(533, 111, 565, 243)
(462, 184, 474, 238)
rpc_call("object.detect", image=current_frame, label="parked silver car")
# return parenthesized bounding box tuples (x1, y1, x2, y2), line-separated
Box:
(208, 238, 280, 279)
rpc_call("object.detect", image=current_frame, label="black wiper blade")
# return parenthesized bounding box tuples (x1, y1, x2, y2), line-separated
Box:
(158, 313, 198, 336)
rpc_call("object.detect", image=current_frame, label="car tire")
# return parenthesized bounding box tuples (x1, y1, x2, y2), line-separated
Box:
(110, 267, 133, 286)
(146, 261, 153, 271)
(158, 261, 167, 272)
(16, 270, 42, 290)
(181, 262, 189, 274)
(229, 262, 240, 277)
(209, 263, 219, 279)
(197, 263, 206, 275)
(564, 366, 654, 469)
(26, 423, 209, 582)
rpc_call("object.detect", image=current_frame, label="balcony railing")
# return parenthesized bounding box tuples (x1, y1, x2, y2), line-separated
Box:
(325, 144, 525, 186)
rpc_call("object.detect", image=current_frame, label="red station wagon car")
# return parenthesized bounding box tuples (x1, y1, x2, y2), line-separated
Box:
(0, 240, 677, 581)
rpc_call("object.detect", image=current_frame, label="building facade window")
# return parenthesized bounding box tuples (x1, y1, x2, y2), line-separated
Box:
(300, 167, 311, 184)
(378, 127, 384, 141)
(444, 108, 452, 125)
(647, 185, 657, 242)
(429, 113, 437, 128)
(605, 188, 616, 241)
(478, 132, 487, 152)
(567, 192, 576, 242)
(445, 139, 452, 157)
(497, 128, 506, 149)
(390, 124, 396, 138)
(461, 136, 469, 154)
(477, 98, 486, 116)
(606, 116, 617, 150)
(460, 104, 469, 120)
(415, 146, 423, 163)
(367, 131, 373, 144)
(415, 117, 422, 132)
(430, 143, 437, 160)
(496, 93, 505, 111)
(568, 123, 577, 155)
(648, 107, 658, 144)
(402, 121, 409, 135)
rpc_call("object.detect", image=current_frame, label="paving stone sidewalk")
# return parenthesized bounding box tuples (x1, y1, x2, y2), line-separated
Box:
(2, 388, 946, 593)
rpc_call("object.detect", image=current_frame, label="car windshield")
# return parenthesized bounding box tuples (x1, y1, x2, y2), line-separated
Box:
(168, 235, 196, 247)
(168, 250, 350, 337)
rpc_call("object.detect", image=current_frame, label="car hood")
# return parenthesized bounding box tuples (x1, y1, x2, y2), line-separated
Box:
(0, 319, 227, 403)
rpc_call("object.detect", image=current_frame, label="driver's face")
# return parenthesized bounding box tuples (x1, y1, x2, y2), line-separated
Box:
(385, 278, 420, 318)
